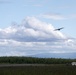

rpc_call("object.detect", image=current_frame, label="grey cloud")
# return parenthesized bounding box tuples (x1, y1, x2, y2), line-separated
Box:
(0, 40, 76, 56)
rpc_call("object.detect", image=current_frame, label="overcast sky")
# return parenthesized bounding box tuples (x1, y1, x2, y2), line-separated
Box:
(0, 0, 76, 57)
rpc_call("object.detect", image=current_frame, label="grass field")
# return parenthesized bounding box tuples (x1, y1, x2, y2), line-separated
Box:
(0, 64, 76, 75)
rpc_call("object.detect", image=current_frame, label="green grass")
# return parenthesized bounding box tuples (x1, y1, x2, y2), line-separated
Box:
(0, 65, 76, 75)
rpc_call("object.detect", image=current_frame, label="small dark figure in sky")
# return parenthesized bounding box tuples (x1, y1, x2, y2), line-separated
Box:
(54, 27, 64, 31)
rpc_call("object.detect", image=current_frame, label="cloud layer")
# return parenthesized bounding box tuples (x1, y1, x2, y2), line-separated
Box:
(0, 0, 11, 4)
(0, 17, 76, 56)
(0, 17, 66, 42)
(41, 13, 66, 20)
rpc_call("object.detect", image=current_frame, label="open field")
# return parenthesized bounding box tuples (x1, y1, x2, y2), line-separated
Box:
(0, 64, 76, 75)
(0, 57, 76, 75)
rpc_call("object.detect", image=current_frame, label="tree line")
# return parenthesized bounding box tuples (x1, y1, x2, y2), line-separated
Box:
(0, 57, 75, 64)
